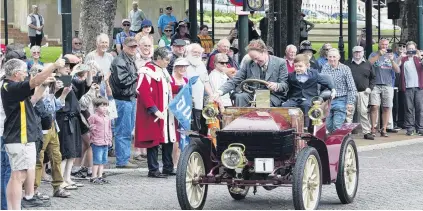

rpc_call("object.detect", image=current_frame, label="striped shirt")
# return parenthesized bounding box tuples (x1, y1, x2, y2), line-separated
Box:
(321, 63, 357, 105)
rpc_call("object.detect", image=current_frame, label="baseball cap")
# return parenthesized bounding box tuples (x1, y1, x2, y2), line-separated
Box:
(122, 19, 130, 24)
(173, 58, 190, 67)
(141, 19, 152, 28)
(352, 46, 364, 52)
(124, 37, 138, 47)
(172, 39, 187, 46)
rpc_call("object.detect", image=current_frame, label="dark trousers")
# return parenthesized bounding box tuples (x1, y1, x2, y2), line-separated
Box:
(403, 88, 423, 132)
(29, 34, 43, 48)
(282, 98, 312, 128)
(147, 142, 174, 173)
(396, 90, 405, 128)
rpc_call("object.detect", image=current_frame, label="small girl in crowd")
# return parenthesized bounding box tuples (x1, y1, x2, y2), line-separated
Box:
(88, 97, 112, 184)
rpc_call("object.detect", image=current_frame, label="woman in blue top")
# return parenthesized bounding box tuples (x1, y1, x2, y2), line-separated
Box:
(27, 45, 44, 70)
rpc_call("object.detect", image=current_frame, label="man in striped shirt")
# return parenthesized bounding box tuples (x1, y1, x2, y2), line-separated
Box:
(321, 48, 357, 133)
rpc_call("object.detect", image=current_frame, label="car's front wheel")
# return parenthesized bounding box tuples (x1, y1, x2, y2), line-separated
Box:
(292, 147, 322, 210)
(176, 144, 208, 210)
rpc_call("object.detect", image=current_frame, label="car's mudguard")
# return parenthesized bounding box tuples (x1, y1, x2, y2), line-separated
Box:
(309, 123, 360, 183)
(183, 131, 215, 172)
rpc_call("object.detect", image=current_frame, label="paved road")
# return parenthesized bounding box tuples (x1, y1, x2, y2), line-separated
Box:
(33, 141, 423, 210)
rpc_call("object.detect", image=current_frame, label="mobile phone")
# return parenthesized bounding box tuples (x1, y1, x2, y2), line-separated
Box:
(387, 49, 393, 53)
(407, 50, 417, 55)
(55, 75, 73, 87)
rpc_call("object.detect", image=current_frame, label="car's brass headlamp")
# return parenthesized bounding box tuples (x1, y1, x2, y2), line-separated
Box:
(221, 143, 247, 169)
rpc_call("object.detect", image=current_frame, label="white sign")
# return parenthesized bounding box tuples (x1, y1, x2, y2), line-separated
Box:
(254, 158, 274, 173)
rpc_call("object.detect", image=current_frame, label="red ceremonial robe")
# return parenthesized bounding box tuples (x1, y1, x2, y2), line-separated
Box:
(134, 62, 177, 148)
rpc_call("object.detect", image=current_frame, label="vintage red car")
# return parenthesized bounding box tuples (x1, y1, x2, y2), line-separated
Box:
(176, 79, 359, 210)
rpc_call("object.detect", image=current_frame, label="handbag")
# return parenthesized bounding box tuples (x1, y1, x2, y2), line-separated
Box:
(108, 99, 118, 120)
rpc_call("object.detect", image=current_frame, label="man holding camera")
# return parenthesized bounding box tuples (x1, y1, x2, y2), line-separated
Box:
(398, 41, 423, 136)
(368, 38, 400, 137)
(1, 57, 65, 209)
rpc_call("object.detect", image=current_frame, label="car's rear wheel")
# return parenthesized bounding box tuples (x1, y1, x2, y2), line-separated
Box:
(292, 147, 322, 210)
(227, 185, 249, 200)
(335, 136, 359, 204)
(176, 144, 208, 210)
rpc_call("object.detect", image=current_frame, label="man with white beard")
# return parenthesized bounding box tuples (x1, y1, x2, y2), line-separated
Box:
(185, 43, 215, 133)
(85, 33, 114, 75)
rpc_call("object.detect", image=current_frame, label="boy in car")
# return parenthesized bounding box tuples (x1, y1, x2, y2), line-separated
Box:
(282, 54, 335, 128)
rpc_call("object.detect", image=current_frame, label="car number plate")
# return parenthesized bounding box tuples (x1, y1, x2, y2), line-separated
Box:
(254, 158, 274, 173)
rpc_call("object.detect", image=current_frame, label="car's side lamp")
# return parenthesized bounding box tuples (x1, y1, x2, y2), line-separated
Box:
(308, 97, 324, 126)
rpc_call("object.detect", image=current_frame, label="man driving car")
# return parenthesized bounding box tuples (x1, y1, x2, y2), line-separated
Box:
(213, 39, 289, 107)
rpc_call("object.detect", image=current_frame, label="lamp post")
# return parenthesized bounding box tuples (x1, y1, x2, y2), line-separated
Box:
(347, 0, 357, 59)
(61, 0, 72, 54)
(338, 0, 345, 62)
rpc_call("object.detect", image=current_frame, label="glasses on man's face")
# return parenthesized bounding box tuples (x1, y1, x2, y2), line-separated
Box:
(74, 42, 82, 45)
(123, 24, 130, 27)
(399, 44, 406, 48)
(129, 45, 138, 49)
(166, 7, 172, 10)
(165, 30, 172, 32)
(218, 61, 228, 65)
(32, 52, 40, 54)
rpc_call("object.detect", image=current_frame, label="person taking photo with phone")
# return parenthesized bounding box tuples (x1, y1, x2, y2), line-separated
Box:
(54, 55, 92, 190)
(368, 38, 400, 137)
(398, 41, 423, 136)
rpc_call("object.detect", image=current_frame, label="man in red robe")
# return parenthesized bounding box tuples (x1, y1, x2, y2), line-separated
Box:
(134, 47, 177, 178)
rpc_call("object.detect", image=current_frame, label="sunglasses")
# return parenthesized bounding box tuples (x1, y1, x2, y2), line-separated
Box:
(123, 24, 130, 26)
(74, 42, 82, 45)
(128, 45, 138, 48)
(166, 7, 172, 10)
(218, 62, 228, 65)
(165, 30, 172, 32)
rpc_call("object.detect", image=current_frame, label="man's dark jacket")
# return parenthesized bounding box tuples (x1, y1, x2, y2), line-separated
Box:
(109, 52, 138, 101)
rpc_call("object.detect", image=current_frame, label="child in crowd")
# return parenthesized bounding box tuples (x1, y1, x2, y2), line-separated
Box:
(282, 54, 335, 128)
(88, 97, 112, 184)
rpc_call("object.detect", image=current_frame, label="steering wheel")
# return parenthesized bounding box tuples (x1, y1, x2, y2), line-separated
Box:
(239, 79, 270, 94)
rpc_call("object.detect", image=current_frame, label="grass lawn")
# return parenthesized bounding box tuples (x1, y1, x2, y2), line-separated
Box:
(29, 42, 379, 63)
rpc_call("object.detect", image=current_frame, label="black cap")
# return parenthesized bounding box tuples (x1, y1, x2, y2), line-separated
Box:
(5, 50, 26, 61)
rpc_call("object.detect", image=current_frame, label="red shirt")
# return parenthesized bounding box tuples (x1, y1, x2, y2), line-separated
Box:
(286, 59, 295, 73)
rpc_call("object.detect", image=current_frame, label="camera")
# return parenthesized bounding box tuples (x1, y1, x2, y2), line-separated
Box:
(92, 75, 103, 84)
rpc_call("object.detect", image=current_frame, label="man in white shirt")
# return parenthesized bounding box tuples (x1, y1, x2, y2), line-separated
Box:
(129, 1, 146, 33)
(27, 5, 44, 48)
(84, 33, 114, 75)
